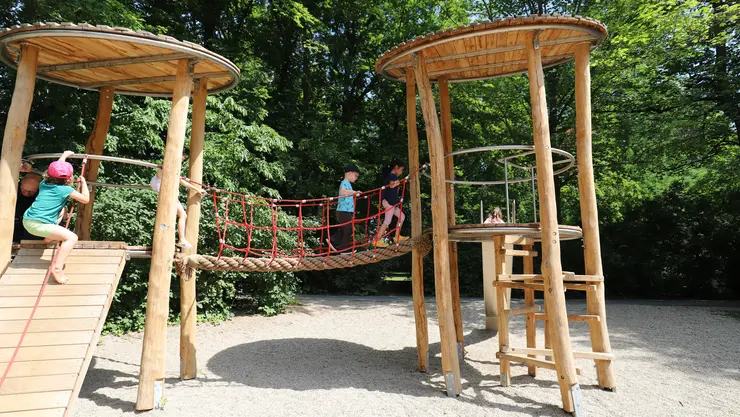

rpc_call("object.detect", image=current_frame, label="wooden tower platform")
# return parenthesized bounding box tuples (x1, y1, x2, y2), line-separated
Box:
(0, 241, 127, 416)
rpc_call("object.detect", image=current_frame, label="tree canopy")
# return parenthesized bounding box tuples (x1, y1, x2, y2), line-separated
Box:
(1, 0, 738, 333)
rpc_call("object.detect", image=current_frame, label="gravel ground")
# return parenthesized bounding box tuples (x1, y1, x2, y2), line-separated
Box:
(73, 296, 740, 417)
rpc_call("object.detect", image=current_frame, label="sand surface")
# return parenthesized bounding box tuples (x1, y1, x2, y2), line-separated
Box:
(73, 296, 740, 416)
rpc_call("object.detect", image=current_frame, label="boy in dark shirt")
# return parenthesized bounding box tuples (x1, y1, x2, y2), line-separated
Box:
(375, 159, 408, 247)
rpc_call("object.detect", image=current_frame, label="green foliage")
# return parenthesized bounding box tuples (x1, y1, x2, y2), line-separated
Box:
(1, 0, 739, 335)
(602, 182, 740, 299)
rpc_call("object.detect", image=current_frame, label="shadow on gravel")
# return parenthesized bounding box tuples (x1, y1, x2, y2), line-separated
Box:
(206, 328, 570, 416)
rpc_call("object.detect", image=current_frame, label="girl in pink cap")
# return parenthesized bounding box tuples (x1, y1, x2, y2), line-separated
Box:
(23, 151, 90, 284)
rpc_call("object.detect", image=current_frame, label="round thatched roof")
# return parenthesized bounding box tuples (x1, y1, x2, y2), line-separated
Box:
(0, 22, 240, 97)
(375, 15, 607, 83)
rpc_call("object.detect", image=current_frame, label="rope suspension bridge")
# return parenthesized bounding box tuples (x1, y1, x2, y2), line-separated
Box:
(22, 154, 435, 274)
(177, 163, 433, 274)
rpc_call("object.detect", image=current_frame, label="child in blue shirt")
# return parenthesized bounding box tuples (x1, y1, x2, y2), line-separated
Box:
(327, 163, 361, 251)
(23, 151, 90, 284)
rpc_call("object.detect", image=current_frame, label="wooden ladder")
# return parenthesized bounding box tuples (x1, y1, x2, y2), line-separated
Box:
(0, 241, 127, 417)
(492, 235, 614, 386)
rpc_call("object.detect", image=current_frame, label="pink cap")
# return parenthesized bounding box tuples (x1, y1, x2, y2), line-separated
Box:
(48, 161, 74, 179)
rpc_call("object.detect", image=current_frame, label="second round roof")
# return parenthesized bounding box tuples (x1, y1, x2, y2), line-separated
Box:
(376, 15, 607, 83)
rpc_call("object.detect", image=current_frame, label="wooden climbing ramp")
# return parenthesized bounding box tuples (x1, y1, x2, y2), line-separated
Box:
(0, 241, 127, 417)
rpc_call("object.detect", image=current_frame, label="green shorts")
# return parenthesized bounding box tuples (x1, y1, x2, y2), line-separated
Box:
(22, 218, 57, 238)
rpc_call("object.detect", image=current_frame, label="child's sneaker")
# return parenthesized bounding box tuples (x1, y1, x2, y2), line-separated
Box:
(375, 239, 390, 248)
(176, 240, 193, 250)
(326, 238, 337, 252)
(396, 235, 410, 242)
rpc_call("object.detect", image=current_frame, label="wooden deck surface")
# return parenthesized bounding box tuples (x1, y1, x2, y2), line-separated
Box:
(0, 242, 126, 416)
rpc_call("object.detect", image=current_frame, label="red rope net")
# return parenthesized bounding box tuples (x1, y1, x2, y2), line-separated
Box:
(187, 164, 428, 265)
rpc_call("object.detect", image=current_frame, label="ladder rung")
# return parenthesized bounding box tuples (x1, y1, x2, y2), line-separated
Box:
(497, 274, 538, 281)
(504, 305, 541, 316)
(509, 347, 614, 361)
(535, 313, 601, 323)
(502, 249, 538, 257)
(564, 283, 597, 291)
(493, 281, 545, 291)
(498, 272, 602, 283)
(497, 352, 582, 375)
(497, 272, 575, 281)
(493, 280, 593, 293)
(564, 274, 603, 282)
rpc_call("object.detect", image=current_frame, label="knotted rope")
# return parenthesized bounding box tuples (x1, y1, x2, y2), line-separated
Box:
(175, 232, 432, 275)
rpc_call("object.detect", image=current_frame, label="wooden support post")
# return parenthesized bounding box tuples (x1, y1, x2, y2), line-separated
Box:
(494, 235, 510, 386)
(0, 44, 39, 274)
(413, 52, 461, 396)
(481, 240, 498, 329)
(76, 87, 115, 240)
(523, 243, 537, 376)
(544, 313, 552, 361)
(526, 32, 580, 414)
(136, 59, 193, 411)
(180, 79, 207, 380)
(575, 42, 616, 390)
(439, 78, 463, 357)
(406, 70, 429, 372)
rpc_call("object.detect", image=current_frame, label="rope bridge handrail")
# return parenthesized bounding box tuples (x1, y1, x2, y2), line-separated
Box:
(182, 164, 429, 268)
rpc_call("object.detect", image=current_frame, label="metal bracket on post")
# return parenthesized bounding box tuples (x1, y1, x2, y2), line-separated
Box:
(500, 370, 509, 387)
(504, 160, 510, 222)
(153, 378, 165, 409)
(187, 59, 200, 77)
(444, 372, 458, 397)
(193, 78, 201, 92)
(10, 43, 24, 64)
(533, 30, 542, 50)
(570, 383, 584, 417)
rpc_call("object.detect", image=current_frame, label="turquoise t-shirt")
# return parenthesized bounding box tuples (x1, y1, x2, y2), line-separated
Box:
(24, 180, 75, 224)
(336, 179, 354, 212)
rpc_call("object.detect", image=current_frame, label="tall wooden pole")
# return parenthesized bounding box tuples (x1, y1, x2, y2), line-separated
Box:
(525, 32, 581, 415)
(76, 87, 115, 240)
(180, 80, 207, 380)
(405, 70, 429, 372)
(0, 43, 39, 274)
(137, 59, 193, 411)
(575, 42, 616, 390)
(438, 78, 464, 357)
(413, 52, 461, 396)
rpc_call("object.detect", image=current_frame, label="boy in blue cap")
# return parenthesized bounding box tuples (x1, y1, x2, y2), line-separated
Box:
(327, 163, 361, 251)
